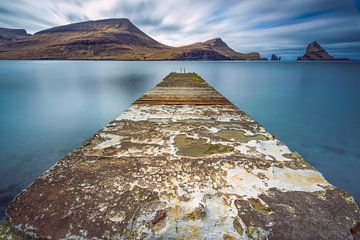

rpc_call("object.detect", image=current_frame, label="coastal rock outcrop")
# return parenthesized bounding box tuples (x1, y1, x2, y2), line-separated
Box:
(0, 19, 265, 60)
(271, 54, 281, 61)
(297, 41, 349, 61)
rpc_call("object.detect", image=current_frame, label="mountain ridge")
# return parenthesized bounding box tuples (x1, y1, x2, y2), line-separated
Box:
(0, 18, 265, 60)
(0, 28, 29, 44)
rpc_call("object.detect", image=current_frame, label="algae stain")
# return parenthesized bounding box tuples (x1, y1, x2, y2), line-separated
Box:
(0, 221, 24, 240)
(223, 233, 237, 240)
(248, 198, 271, 215)
(206, 144, 234, 154)
(191, 74, 204, 82)
(216, 129, 268, 143)
(283, 152, 314, 170)
(233, 217, 244, 235)
(185, 204, 206, 221)
(175, 134, 234, 157)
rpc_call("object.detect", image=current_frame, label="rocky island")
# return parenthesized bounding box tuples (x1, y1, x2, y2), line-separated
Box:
(0, 18, 265, 61)
(297, 41, 349, 61)
(1, 73, 359, 239)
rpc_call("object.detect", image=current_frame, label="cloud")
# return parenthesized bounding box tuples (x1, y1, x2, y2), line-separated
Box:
(0, 0, 359, 59)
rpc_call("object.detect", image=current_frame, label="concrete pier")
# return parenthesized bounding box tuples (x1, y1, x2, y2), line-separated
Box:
(4, 73, 360, 239)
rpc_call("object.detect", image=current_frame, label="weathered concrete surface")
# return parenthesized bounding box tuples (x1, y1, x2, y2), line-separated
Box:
(5, 73, 360, 239)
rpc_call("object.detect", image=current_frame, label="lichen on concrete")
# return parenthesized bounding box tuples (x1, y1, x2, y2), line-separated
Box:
(4, 73, 360, 239)
(0, 221, 24, 240)
(216, 129, 268, 143)
(175, 134, 234, 157)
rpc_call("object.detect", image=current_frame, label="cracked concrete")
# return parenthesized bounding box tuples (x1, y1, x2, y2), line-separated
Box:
(3, 73, 360, 239)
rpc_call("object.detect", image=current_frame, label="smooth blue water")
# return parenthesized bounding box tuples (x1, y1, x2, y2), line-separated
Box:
(0, 61, 359, 220)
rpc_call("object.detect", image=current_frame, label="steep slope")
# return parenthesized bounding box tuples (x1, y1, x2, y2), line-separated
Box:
(202, 38, 264, 60)
(297, 41, 348, 61)
(0, 18, 264, 60)
(0, 28, 29, 44)
(0, 19, 169, 60)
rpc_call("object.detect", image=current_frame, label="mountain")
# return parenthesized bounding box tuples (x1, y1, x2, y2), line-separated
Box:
(0, 28, 29, 44)
(297, 41, 349, 61)
(0, 18, 265, 60)
(150, 38, 265, 60)
(0, 19, 169, 60)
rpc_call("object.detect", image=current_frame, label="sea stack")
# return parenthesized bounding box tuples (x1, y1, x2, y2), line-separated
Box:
(297, 41, 349, 61)
(271, 54, 281, 61)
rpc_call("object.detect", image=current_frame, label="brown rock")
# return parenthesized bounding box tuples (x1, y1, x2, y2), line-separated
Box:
(297, 41, 349, 61)
(0, 19, 265, 60)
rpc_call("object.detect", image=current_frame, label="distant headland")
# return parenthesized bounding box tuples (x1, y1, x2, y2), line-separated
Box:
(0, 18, 350, 61)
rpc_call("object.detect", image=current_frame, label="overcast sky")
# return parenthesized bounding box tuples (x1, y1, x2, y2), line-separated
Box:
(1, 0, 360, 59)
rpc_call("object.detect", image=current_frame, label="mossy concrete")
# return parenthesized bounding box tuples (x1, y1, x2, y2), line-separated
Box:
(4, 73, 360, 239)
(0, 221, 24, 240)
(216, 129, 268, 143)
(175, 134, 234, 157)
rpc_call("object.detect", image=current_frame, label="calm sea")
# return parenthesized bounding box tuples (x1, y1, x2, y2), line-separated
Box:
(0, 61, 359, 220)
